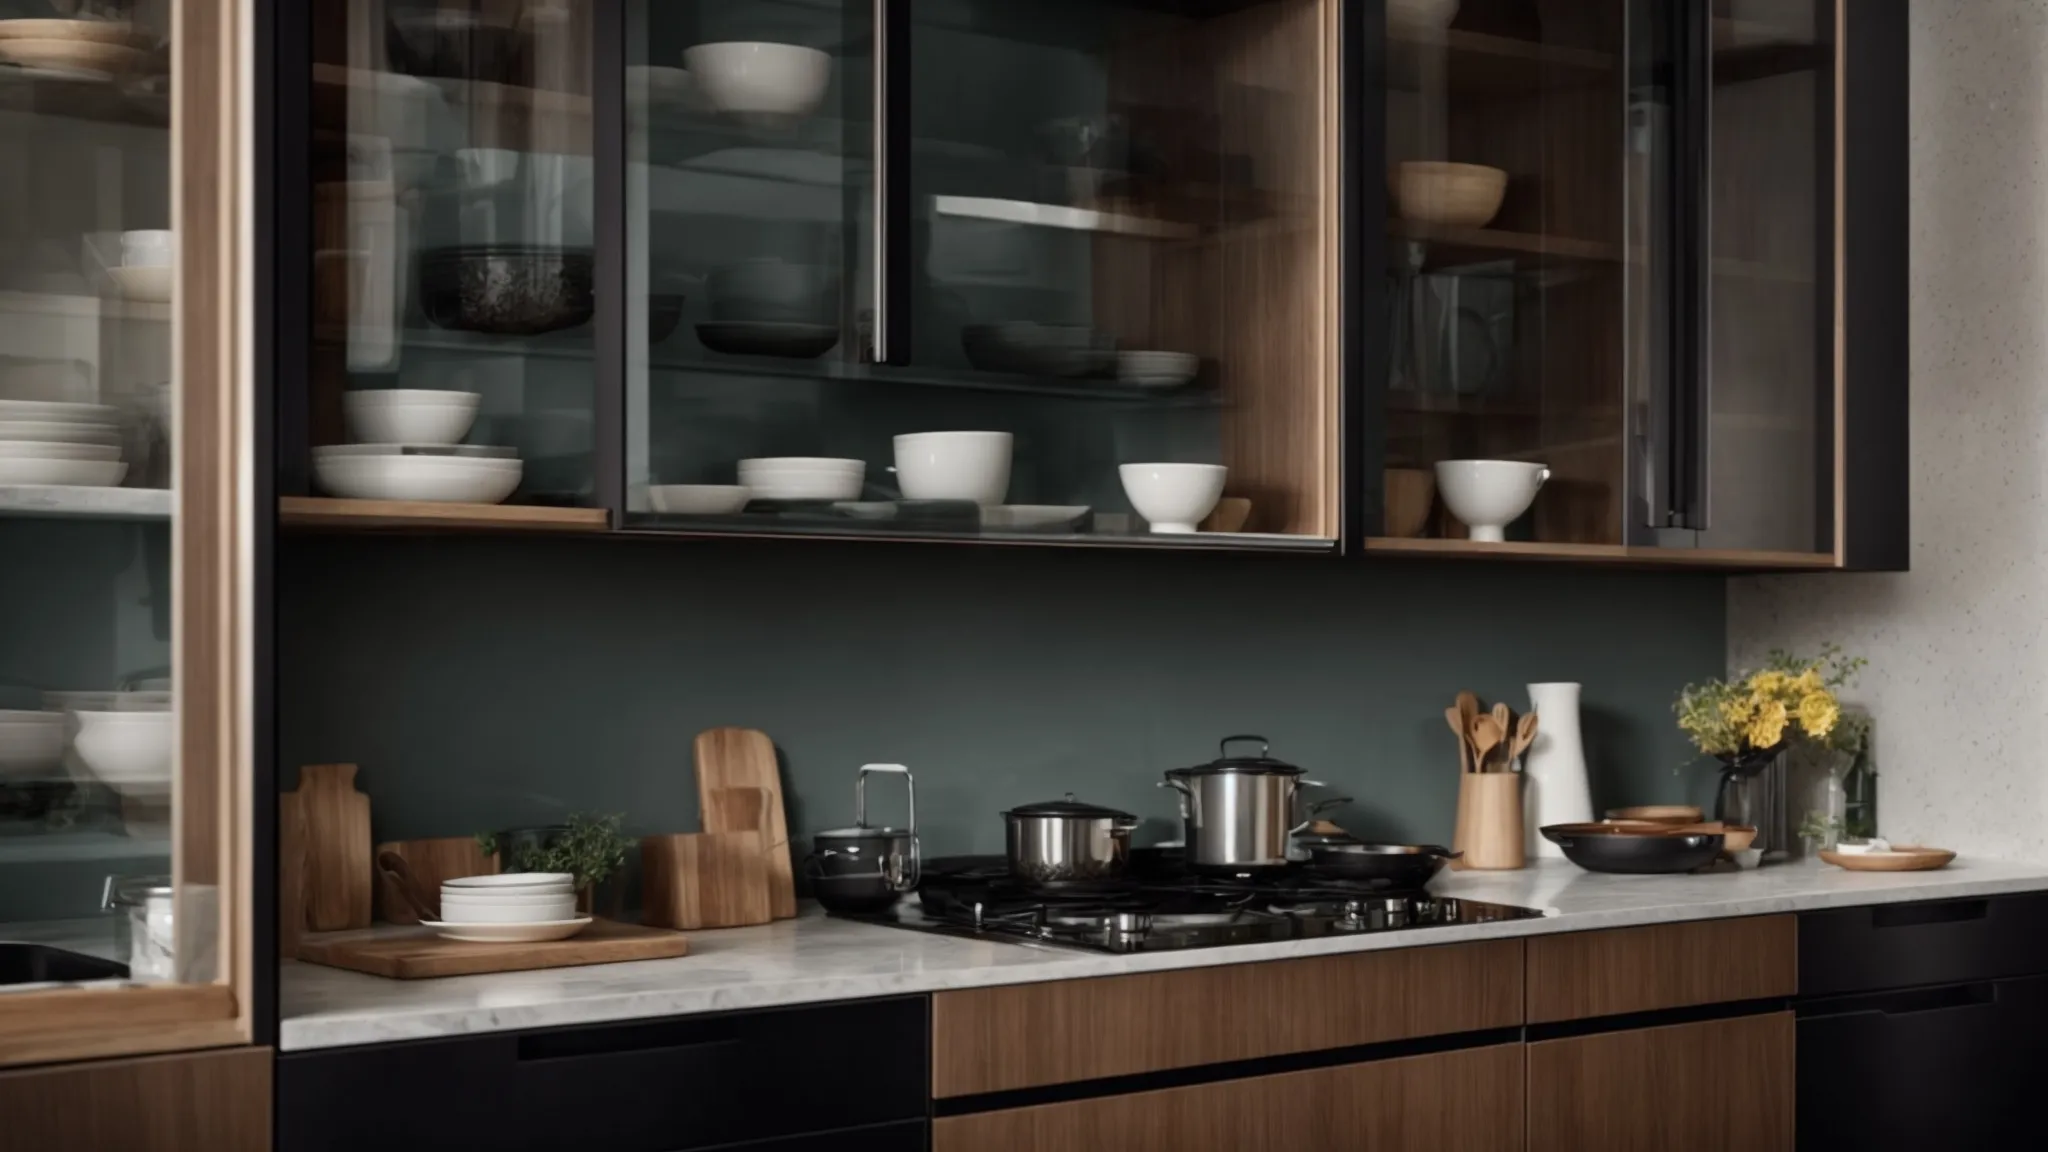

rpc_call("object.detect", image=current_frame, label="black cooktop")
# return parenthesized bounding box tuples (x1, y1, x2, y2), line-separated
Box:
(839, 854, 1546, 954)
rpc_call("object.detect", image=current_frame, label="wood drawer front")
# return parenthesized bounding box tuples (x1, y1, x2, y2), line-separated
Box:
(933, 1043, 1524, 1152)
(0, 1046, 271, 1152)
(1526, 915, 1796, 1023)
(1528, 1012, 1794, 1152)
(930, 938, 1522, 1098)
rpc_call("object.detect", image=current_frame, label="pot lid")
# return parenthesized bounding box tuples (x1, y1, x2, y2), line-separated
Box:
(1003, 793, 1134, 820)
(1169, 734, 1304, 777)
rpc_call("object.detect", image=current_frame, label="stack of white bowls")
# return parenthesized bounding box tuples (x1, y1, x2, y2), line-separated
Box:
(737, 456, 864, 501)
(68, 710, 174, 798)
(109, 229, 174, 303)
(0, 398, 129, 488)
(435, 873, 588, 942)
(0, 710, 65, 782)
(316, 389, 523, 504)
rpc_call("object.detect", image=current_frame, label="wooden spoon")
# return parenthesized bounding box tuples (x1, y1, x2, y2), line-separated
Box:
(1509, 711, 1540, 767)
(1469, 714, 1504, 774)
(377, 850, 441, 923)
(1444, 706, 1473, 773)
(1489, 703, 1512, 768)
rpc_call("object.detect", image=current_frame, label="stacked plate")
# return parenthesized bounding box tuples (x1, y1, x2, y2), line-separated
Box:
(67, 710, 173, 798)
(0, 398, 128, 487)
(1116, 350, 1200, 391)
(737, 456, 864, 501)
(426, 873, 591, 943)
(316, 389, 523, 504)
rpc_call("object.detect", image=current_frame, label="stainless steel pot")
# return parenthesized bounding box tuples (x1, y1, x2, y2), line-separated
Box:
(1160, 735, 1346, 872)
(1002, 794, 1138, 884)
(805, 763, 918, 913)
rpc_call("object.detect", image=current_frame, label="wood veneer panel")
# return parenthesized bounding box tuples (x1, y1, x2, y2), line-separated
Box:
(0, 1045, 270, 1152)
(934, 1043, 1523, 1152)
(930, 939, 1522, 1098)
(279, 496, 609, 532)
(1526, 916, 1796, 1024)
(1528, 1013, 1793, 1152)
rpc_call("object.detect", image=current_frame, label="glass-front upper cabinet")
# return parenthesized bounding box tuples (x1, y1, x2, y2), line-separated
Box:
(1373, 0, 1839, 562)
(623, 0, 1339, 546)
(0, 0, 255, 1065)
(295, 0, 606, 526)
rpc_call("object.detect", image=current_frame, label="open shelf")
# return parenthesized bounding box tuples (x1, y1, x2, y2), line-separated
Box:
(0, 486, 170, 522)
(932, 196, 1199, 241)
(1386, 27, 1615, 101)
(279, 497, 608, 533)
(0, 830, 169, 865)
(0, 67, 168, 130)
(1364, 536, 1839, 569)
(622, 515, 1336, 552)
(1387, 219, 1619, 267)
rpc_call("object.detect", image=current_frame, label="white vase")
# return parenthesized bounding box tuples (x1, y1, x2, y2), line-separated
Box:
(1523, 682, 1594, 857)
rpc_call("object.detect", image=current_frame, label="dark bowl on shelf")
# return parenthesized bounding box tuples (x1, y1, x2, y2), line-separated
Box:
(1540, 823, 1724, 875)
(419, 245, 594, 336)
(646, 293, 686, 344)
(696, 321, 839, 359)
(961, 323, 1115, 378)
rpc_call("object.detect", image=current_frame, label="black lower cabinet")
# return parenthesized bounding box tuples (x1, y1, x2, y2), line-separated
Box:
(1798, 974, 2048, 1147)
(277, 997, 929, 1152)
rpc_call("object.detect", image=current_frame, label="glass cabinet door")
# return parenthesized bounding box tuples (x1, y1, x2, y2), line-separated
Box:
(303, 0, 600, 514)
(0, 0, 253, 1065)
(1378, 0, 1629, 548)
(624, 0, 1338, 546)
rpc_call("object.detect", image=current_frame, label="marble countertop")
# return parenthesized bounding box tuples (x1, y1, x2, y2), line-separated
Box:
(280, 856, 2048, 1051)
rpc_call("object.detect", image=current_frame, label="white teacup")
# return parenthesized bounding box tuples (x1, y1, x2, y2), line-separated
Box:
(1435, 460, 1550, 542)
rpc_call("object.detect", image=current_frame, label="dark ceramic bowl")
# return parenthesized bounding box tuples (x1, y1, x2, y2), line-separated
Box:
(647, 293, 686, 344)
(696, 321, 838, 359)
(1540, 824, 1724, 875)
(420, 246, 594, 336)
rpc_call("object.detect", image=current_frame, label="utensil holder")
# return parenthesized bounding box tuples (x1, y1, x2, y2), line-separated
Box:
(1452, 773, 1526, 870)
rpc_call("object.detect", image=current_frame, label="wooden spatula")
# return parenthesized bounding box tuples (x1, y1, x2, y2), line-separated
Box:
(1509, 711, 1540, 767)
(1470, 714, 1505, 774)
(1445, 706, 1473, 773)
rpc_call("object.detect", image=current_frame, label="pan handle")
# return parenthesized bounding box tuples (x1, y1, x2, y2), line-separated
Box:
(1290, 795, 1353, 835)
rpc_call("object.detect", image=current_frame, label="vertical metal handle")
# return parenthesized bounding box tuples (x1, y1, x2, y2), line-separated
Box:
(1673, 0, 1714, 530)
(869, 0, 910, 365)
(872, 0, 890, 364)
(856, 763, 916, 835)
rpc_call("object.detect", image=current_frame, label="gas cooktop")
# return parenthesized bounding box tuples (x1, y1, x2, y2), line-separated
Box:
(839, 855, 1546, 954)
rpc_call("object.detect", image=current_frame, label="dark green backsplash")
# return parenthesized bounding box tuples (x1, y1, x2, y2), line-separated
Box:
(278, 536, 1725, 855)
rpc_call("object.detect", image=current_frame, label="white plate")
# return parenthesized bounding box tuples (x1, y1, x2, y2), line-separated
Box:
(0, 398, 119, 422)
(982, 504, 1090, 530)
(0, 440, 121, 461)
(444, 871, 574, 888)
(420, 917, 591, 943)
(313, 455, 521, 503)
(0, 420, 119, 444)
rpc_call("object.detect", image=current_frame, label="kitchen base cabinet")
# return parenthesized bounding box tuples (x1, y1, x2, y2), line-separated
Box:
(0, 1046, 271, 1152)
(695, 1120, 928, 1152)
(1527, 1012, 1793, 1152)
(932, 1043, 1524, 1152)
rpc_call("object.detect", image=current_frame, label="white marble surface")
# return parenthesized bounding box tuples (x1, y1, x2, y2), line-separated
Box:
(1728, 1, 2048, 864)
(280, 857, 2048, 1051)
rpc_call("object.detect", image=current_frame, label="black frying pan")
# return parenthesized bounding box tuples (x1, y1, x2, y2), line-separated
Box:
(1305, 843, 1459, 887)
(1540, 824, 1723, 874)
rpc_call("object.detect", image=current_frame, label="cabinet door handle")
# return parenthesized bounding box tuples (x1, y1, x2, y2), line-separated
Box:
(872, 0, 909, 364)
(1805, 982, 1999, 1020)
(517, 1017, 741, 1062)
(1673, 0, 1713, 530)
(1871, 898, 1990, 929)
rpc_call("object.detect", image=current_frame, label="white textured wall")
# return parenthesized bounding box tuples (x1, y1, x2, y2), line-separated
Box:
(1728, 0, 2048, 861)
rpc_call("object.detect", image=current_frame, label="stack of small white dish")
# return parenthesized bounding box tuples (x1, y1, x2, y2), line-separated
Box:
(108, 229, 173, 303)
(737, 456, 864, 501)
(316, 389, 523, 504)
(424, 873, 591, 942)
(0, 398, 128, 487)
(68, 709, 173, 797)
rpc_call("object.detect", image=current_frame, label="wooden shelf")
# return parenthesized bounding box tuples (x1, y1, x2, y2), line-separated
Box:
(1364, 537, 1839, 569)
(279, 497, 608, 533)
(0, 485, 170, 522)
(1385, 391, 1543, 418)
(1387, 28, 1615, 101)
(1388, 220, 1619, 268)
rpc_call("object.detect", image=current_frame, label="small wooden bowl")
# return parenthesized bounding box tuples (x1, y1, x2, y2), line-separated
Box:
(0, 38, 144, 77)
(1383, 467, 1436, 538)
(0, 19, 154, 50)
(1606, 805, 1703, 825)
(1820, 846, 1955, 872)
(1389, 161, 1508, 228)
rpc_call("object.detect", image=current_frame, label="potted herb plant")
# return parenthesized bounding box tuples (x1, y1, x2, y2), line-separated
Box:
(477, 812, 632, 915)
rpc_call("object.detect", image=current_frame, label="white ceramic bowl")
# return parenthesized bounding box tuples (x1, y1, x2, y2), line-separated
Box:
(0, 440, 120, 462)
(108, 265, 172, 303)
(1118, 463, 1228, 534)
(0, 420, 119, 445)
(1116, 351, 1200, 388)
(0, 712, 64, 779)
(891, 431, 1012, 504)
(342, 389, 481, 446)
(314, 455, 521, 504)
(0, 398, 118, 423)
(649, 484, 752, 515)
(737, 457, 865, 501)
(71, 710, 173, 793)
(0, 457, 126, 485)
(439, 900, 579, 924)
(445, 872, 575, 890)
(683, 42, 832, 123)
(1434, 459, 1549, 542)
(119, 229, 174, 267)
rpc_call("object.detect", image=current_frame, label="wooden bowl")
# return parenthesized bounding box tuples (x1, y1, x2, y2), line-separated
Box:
(0, 19, 153, 50)
(0, 38, 143, 77)
(1389, 162, 1508, 228)
(1605, 805, 1703, 825)
(1382, 467, 1436, 538)
(1820, 846, 1955, 872)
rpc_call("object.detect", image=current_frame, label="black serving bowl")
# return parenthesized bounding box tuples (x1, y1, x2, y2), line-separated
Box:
(1540, 823, 1724, 875)
(420, 245, 594, 336)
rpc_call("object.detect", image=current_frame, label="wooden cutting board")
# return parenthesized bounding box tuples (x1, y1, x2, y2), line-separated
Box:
(278, 791, 308, 957)
(297, 918, 690, 979)
(298, 763, 372, 930)
(641, 831, 774, 930)
(374, 836, 498, 924)
(694, 727, 796, 919)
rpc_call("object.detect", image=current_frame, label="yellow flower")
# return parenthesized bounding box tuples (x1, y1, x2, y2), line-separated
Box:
(1748, 670, 1790, 697)
(1792, 666, 1824, 695)
(1797, 692, 1839, 738)
(1745, 700, 1789, 750)
(1719, 694, 1756, 727)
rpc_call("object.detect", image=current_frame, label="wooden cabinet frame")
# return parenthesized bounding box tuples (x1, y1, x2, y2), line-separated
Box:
(0, 0, 259, 1069)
